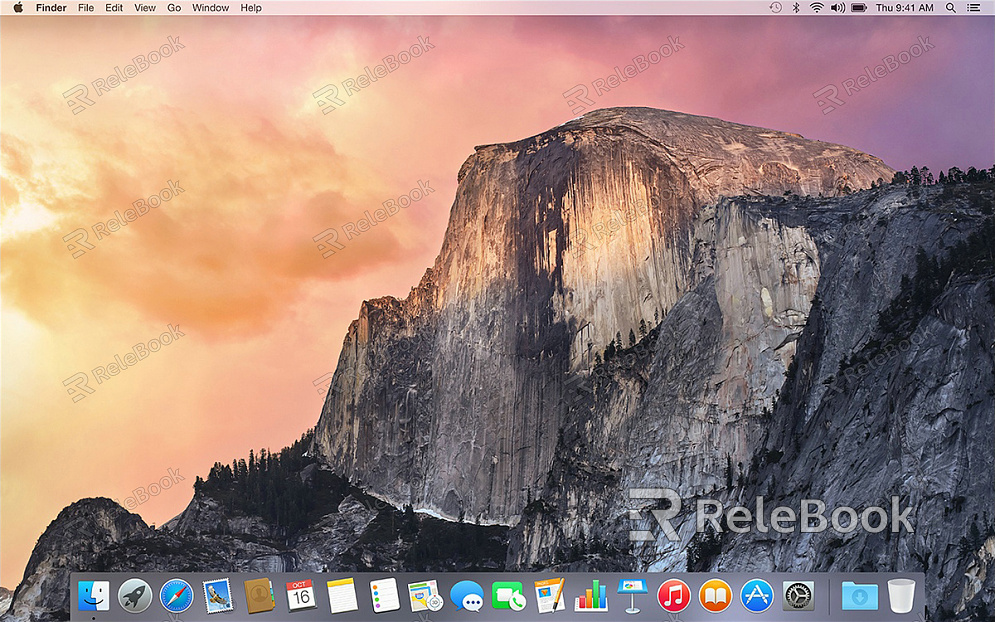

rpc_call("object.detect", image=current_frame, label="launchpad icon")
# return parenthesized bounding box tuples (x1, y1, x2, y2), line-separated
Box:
(117, 578, 153, 614)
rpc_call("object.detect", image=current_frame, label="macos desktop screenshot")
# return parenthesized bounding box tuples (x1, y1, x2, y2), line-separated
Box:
(1, 0, 993, 620)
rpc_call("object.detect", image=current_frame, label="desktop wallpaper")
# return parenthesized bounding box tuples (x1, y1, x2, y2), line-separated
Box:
(2, 13, 994, 621)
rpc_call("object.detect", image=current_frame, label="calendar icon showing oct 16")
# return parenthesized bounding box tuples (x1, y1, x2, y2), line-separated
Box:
(287, 579, 317, 611)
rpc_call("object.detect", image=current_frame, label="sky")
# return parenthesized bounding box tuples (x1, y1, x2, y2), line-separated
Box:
(1, 14, 993, 588)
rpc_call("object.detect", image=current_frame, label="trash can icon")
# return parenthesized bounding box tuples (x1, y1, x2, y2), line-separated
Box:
(887, 578, 916, 614)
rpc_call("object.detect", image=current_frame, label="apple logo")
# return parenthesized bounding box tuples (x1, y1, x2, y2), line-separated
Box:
(14, 2, 24, 12)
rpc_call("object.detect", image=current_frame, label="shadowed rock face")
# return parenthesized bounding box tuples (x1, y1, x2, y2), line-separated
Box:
(311, 107, 894, 526)
(509, 186, 993, 617)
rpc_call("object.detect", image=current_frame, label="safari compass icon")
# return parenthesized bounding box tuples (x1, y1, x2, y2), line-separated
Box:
(160, 578, 194, 614)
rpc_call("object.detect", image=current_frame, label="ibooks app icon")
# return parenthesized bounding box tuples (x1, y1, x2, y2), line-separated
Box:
(698, 579, 731, 613)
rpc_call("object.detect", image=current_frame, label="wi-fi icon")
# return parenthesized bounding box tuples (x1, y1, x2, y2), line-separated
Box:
(811, 2, 825, 10)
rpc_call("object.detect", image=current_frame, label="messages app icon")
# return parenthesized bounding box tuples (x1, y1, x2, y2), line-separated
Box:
(450, 580, 484, 612)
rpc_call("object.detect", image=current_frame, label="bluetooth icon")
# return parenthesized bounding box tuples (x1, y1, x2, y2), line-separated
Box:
(793, 2, 800, 11)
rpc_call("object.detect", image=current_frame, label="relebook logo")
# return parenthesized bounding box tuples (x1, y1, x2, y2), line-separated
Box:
(563, 37, 685, 114)
(62, 180, 184, 258)
(312, 36, 435, 114)
(628, 488, 914, 542)
(62, 36, 185, 114)
(62, 324, 187, 402)
(813, 35, 935, 114)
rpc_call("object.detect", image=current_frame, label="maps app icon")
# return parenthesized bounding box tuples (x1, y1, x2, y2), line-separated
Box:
(740, 579, 774, 613)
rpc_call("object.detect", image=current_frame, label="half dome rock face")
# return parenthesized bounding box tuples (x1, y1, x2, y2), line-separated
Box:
(311, 107, 894, 526)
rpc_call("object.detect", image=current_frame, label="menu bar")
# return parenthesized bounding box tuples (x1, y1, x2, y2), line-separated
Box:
(6, 0, 995, 15)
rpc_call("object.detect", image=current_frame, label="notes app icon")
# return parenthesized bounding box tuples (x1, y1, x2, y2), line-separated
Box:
(698, 579, 731, 613)
(657, 579, 690, 613)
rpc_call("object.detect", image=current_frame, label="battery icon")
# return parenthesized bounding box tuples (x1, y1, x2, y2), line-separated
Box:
(851, 2, 867, 10)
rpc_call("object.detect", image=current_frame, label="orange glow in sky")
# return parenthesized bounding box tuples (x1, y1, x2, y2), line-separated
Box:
(2, 14, 992, 588)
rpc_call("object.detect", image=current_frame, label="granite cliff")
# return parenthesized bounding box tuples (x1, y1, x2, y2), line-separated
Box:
(311, 107, 892, 523)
